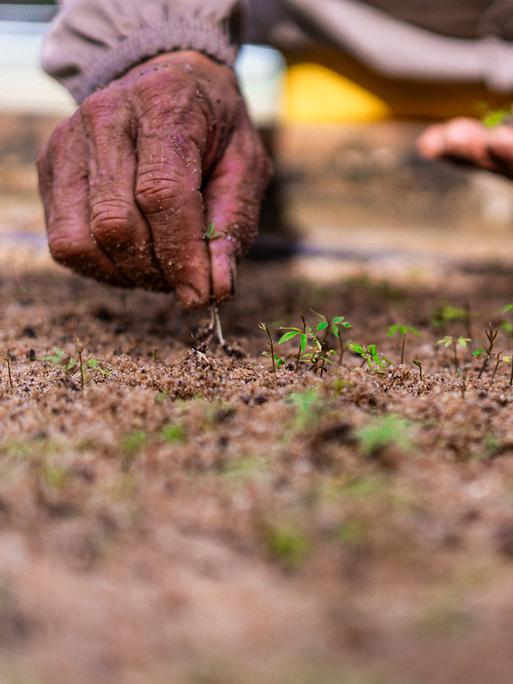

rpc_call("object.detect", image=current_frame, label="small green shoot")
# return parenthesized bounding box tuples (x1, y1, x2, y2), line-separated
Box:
(39, 346, 110, 386)
(387, 324, 421, 364)
(278, 314, 347, 376)
(357, 415, 414, 457)
(278, 315, 308, 371)
(436, 336, 471, 372)
(120, 430, 147, 471)
(286, 388, 323, 433)
(482, 106, 511, 128)
(205, 222, 219, 241)
(348, 343, 391, 373)
(259, 322, 284, 373)
(262, 522, 310, 571)
(161, 424, 186, 444)
(499, 304, 513, 338)
(313, 312, 352, 364)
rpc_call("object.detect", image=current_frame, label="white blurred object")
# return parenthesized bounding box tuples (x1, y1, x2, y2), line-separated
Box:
(0, 18, 285, 122)
(236, 45, 285, 125)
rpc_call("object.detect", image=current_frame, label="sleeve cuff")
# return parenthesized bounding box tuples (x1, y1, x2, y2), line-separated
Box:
(48, 17, 239, 103)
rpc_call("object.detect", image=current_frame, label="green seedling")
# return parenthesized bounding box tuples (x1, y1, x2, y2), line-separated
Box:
(313, 312, 352, 364)
(205, 221, 219, 241)
(412, 359, 423, 381)
(387, 323, 421, 364)
(259, 322, 284, 372)
(161, 423, 187, 444)
(482, 106, 511, 128)
(286, 388, 323, 433)
(278, 315, 308, 370)
(4, 349, 13, 391)
(499, 304, 513, 339)
(436, 336, 471, 372)
(39, 346, 110, 387)
(262, 522, 311, 571)
(278, 314, 343, 376)
(357, 415, 414, 457)
(348, 343, 391, 373)
(120, 430, 147, 471)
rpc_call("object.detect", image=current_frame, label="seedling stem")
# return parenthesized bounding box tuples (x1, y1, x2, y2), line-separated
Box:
(75, 339, 84, 390)
(5, 349, 13, 391)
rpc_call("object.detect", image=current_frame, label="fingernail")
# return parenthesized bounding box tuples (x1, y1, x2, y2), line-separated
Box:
(176, 284, 203, 310)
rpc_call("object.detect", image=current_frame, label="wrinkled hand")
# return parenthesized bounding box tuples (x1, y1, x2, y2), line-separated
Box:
(38, 51, 273, 309)
(418, 117, 513, 179)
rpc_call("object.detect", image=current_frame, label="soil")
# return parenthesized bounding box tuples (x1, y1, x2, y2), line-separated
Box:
(2, 241, 513, 684)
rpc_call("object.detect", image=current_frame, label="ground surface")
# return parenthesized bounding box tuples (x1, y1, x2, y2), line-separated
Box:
(5, 115, 513, 683)
(3, 243, 513, 684)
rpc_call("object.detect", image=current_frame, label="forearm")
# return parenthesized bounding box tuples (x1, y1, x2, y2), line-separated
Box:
(42, 0, 249, 103)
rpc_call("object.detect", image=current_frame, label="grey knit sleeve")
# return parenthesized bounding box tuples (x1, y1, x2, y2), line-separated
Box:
(42, 0, 249, 103)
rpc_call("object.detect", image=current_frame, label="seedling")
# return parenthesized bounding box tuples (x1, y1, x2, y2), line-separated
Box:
(261, 522, 310, 571)
(491, 352, 503, 383)
(75, 338, 84, 390)
(286, 388, 323, 433)
(348, 343, 391, 373)
(39, 346, 110, 386)
(476, 324, 499, 379)
(205, 221, 220, 241)
(278, 315, 308, 370)
(259, 322, 284, 372)
(387, 324, 421, 364)
(194, 303, 240, 357)
(278, 314, 346, 376)
(4, 349, 13, 391)
(482, 105, 511, 128)
(312, 312, 352, 364)
(356, 415, 414, 457)
(436, 336, 471, 372)
(412, 359, 423, 381)
(161, 423, 186, 444)
(500, 304, 513, 339)
(120, 430, 147, 471)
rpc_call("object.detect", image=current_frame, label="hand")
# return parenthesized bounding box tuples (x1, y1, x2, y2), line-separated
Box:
(37, 51, 273, 309)
(418, 117, 513, 179)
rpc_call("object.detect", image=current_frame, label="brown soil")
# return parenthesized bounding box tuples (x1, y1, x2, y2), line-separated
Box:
(3, 245, 513, 684)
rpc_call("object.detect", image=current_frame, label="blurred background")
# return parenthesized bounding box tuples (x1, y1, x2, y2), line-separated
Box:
(2, 1, 513, 279)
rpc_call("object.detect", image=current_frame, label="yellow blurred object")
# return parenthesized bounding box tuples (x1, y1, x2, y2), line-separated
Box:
(282, 48, 513, 123)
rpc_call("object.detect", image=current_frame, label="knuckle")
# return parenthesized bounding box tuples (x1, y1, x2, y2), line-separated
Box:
(135, 172, 188, 214)
(80, 89, 119, 122)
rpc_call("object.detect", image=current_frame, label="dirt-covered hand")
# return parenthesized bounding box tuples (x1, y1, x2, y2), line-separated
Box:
(37, 51, 273, 309)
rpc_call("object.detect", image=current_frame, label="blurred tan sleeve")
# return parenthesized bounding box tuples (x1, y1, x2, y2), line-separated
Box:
(42, 0, 249, 102)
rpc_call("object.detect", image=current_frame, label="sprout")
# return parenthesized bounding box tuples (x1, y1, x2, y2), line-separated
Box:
(387, 323, 421, 364)
(436, 336, 471, 372)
